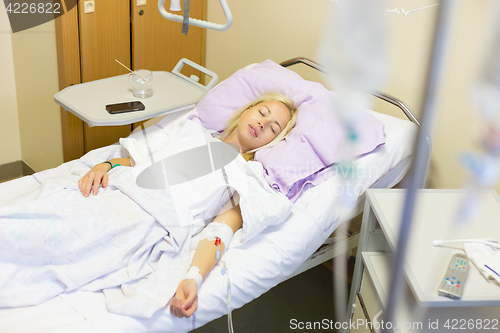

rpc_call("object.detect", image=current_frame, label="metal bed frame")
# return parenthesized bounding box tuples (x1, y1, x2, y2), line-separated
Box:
(281, 57, 424, 278)
(280, 57, 420, 126)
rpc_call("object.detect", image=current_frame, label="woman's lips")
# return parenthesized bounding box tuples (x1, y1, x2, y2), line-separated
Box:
(249, 124, 257, 137)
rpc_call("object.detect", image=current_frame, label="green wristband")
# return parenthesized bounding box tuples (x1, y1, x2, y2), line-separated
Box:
(103, 161, 121, 170)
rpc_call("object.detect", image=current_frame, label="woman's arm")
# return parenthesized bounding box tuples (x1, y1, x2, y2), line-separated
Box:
(170, 203, 243, 318)
(78, 157, 132, 197)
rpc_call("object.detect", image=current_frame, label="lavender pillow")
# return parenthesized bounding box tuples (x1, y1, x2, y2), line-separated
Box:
(188, 60, 385, 198)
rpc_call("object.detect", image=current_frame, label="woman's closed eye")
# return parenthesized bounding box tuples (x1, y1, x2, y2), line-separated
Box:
(258, 108, 277, 134)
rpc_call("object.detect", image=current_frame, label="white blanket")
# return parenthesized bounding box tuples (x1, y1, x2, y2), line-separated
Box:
(0, 117, 291, 320)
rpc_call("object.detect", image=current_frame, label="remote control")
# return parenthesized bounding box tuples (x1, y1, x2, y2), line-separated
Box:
(438, 253, 469, 299)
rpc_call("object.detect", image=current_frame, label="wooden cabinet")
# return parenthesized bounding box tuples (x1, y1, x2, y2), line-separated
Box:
(56, 0, 206, 161)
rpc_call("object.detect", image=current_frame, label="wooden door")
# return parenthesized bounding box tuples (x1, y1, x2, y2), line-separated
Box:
(55, 2, 84, 162)
(56, 0, 207, 160)
(131, 0, 206, 130)
(79, 0, 133, 153)
(131, 1, 205, 73)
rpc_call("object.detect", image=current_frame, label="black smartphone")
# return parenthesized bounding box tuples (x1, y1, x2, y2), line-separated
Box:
(105, 101, 145, 114)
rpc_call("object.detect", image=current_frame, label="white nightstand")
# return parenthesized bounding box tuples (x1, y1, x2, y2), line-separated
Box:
(346, 189, 500, 333)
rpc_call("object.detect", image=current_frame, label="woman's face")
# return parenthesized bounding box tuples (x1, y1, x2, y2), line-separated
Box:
(232, 100, 291, 152)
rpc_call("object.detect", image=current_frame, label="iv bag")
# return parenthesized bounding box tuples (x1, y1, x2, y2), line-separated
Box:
(317, 0, 388, 92)
(473, 2, 500, 154)
(474, 2, 500, 124)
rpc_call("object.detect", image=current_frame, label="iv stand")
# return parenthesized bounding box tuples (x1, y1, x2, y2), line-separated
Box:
(381, 0, 457, 331)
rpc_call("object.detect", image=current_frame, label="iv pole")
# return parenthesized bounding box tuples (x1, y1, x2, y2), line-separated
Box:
(381, 0, 456, 331)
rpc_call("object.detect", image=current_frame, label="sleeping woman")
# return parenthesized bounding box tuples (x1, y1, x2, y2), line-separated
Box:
(80, 92, 298, 318)
(0, 93, 298, 320)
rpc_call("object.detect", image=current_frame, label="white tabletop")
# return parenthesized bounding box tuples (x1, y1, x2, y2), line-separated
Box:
(54, 71, 208, 127)
(367, 188, 500, 307)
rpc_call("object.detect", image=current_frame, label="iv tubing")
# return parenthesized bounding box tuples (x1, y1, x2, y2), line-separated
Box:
(433, 239, 500, 250)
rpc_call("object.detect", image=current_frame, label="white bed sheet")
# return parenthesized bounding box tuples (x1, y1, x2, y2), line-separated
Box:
(0, 105, 416, 332)
(0, 164, 323, 333)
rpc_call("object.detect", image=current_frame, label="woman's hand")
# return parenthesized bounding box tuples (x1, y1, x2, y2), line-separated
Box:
(169, 206, 242, 319)
(78, 158, 131, 197)
(170, 279, 198, 318)
(78, 163, 111, 197)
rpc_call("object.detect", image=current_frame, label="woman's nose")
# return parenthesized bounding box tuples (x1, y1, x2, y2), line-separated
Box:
(258, 122, 264, 130)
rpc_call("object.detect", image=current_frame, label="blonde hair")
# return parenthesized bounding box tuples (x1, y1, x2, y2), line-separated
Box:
(219, 93, 298, 161)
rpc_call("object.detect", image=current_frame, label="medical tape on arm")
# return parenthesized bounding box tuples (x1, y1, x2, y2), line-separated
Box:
(183, 223, 233, 287)
(200, 222, 235, 331)
(199, 222, 234, 249)
(183, 266, 202, 287)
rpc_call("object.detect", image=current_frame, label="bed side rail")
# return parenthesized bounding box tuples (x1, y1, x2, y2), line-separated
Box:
(280, 57, 420, 126)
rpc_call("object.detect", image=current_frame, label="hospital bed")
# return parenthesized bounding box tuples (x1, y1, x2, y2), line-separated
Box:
(279, 58, 423, 279)
(0, 57, 424, 333)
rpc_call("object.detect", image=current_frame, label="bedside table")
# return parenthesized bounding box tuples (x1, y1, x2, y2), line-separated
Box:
(54, 59, 218, 127)
(346, 189, 500, 333)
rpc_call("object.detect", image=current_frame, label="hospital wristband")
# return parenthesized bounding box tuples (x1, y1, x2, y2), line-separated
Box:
(183, 266, 203, 288)
(102, 161, 121, 170)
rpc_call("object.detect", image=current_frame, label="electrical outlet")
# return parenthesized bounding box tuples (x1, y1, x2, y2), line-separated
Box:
(84, 0, 94, 13)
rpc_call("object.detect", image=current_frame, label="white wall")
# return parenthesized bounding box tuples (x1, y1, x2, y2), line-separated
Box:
(205, 0, 332, 83)
(10, 19, 63, 172)
(0, 2, 21, 165)
(0, 2, 62, 172)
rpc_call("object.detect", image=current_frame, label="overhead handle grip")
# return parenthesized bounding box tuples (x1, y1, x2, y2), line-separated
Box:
(172, 58, 219, 91)
(157, 0, 233, 31)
